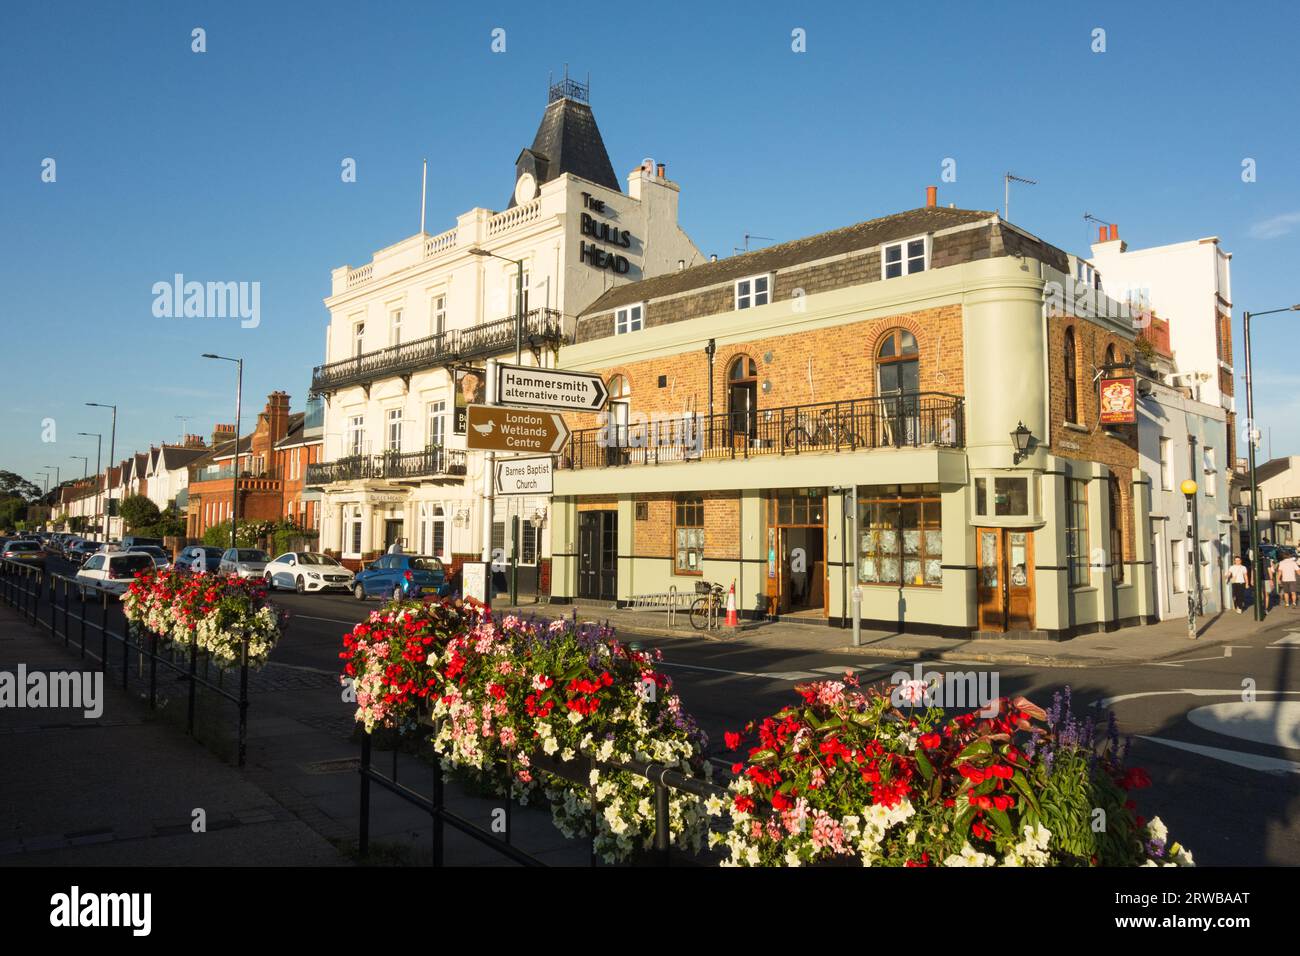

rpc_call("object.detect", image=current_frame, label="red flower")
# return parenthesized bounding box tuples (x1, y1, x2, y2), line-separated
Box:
(919, 732, 941, 750)
(1121, 767, 1152, 790)
(724, 731, 742, 750)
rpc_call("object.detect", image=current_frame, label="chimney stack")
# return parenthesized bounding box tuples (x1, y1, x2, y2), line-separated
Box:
(926, 185, 938, 208)
(1098, 226, 1107, 243)
(1108, 223, 1119, 241)
(656, 163, 666, 179)
(212, 423, 236, 448)
(183, 434, 206, 449)
(265, 390, 291, 443)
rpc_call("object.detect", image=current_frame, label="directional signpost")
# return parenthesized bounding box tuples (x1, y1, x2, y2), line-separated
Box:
(495, 363, 608, 413)
(465, 405, 569, 454)
(495, 455, 554, 496)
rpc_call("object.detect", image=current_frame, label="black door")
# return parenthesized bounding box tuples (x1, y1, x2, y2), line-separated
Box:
(578, 510, 618, 600)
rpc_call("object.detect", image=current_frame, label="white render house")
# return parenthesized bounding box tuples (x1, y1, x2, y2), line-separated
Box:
(309, 78, 701, 584)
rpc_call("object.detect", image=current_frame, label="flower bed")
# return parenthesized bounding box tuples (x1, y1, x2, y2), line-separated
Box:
(716, 677, 1193, 867)
(339, 600, 711, 862)
(121, 568, 285, 668)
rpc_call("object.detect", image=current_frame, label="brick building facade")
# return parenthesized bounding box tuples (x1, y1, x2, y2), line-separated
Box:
(548, 194, 1157, 639)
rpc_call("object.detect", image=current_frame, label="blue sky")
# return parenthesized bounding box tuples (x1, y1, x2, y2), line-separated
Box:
(3, 0, 1299, 489)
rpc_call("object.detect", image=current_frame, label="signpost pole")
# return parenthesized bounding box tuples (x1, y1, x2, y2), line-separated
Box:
(481, 358, 497, 612)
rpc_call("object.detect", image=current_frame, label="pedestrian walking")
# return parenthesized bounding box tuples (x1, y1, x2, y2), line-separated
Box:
(1225, 556, 1250, 613)
(1278, 553, 1300, 609)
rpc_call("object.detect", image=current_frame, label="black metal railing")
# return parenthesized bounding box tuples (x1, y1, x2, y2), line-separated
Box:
(1271, 497, 1300, 512)
(359, 719, 730, 868)
(0, 560, 252, 766)
(311, 309, 569, 395)
(306, 446, 467, 486)
(560, 392, 964, 470)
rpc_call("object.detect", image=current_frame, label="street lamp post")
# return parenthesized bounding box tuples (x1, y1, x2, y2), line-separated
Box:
(1181, 475, 1201, 641)
(203, 354, 244, 552)
(86, 403, 116, 543)
(1243, 304, 1300, 621)
(70, 456, 88, 479)
(78, 432, 102, 539)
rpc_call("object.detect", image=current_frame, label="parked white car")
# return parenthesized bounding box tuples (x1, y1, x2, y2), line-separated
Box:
(127, 545, 172, 570)
(263, 552, 354, 594)
(75, 551, 156, 599)
(219, 548, 270, 579)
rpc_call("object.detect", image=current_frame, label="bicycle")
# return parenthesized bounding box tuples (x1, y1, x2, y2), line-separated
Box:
(784, 410, 862, 449)
(689, 581, 725, 631)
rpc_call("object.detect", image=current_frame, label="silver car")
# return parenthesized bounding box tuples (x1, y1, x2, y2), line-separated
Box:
(219, 548, 270, 579)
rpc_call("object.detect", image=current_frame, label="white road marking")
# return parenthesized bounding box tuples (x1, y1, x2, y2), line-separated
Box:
(1186, 702, 1300, 751)
(1145, 646, 1252, 667)
(660, 661, 820, 681)
(1138, 735, 1300, 775)
(1270, 633, 1300, 646)
(1092, 688, 1300, 709)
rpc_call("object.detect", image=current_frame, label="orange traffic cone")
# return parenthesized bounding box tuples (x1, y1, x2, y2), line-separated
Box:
(725, 581, 739, 627)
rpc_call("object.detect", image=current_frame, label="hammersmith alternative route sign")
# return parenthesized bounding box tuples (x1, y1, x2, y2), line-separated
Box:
(495, 363, 608, 413)
(494, 456, 554, 496)
(465, 405, 570, 453)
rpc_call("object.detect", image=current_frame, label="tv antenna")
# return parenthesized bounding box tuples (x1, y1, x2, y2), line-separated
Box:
(733, 233, 775, 255)
(1004, 172, 1037, 221)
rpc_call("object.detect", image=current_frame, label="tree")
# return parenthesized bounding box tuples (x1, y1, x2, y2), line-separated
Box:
(118, 494, 161, 531)
(0, 471, 41, 501)
(0, 495, 25, 531)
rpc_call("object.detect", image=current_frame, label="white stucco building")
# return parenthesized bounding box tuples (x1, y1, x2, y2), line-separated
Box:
(1089, 225, 1237, 618)
(309, 78, 701, 584)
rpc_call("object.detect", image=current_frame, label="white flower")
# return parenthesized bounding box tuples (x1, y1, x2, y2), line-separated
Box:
(784, 850, 802, 867)
(561, 747, 576, 762)
(704, 794, 725, 817)
(542, 736, 559, 755)
(567, 710, 583, 725)
(1145, 816, 1168, 844)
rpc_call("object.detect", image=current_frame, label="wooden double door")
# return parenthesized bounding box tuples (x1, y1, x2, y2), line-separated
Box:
(976, 527, 1035, 631)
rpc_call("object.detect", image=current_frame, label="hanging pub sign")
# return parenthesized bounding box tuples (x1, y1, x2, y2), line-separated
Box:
(1098, 376, 1137, 424)
(454, 367, 487, 435)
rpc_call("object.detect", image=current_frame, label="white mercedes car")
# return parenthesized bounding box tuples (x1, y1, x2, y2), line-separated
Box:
(263, 552, 354, 594)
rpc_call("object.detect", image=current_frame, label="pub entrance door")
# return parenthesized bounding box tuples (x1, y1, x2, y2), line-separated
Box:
(578, 510, 618, 601)
(975, 527, 1035, 631)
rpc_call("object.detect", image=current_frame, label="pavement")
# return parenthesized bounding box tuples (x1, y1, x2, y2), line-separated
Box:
(0, 576, 595, 867)
(499, 599, 1281, 668)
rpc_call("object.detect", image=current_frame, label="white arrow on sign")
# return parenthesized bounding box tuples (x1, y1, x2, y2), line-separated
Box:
(495, 363, 608, 413)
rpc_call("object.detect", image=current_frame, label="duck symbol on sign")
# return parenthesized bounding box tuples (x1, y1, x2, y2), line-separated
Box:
(471, 420, 496, 437)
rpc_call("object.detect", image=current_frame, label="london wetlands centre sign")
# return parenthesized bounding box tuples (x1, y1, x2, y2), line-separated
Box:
(465, 405, 569, 454)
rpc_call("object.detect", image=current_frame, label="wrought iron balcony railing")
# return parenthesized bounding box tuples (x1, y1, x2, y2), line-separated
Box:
(310, 308, 569, 396)
(1270, 497, 1300, 512)
(306, 447, 467, 486)
(559, 392, 964, 470)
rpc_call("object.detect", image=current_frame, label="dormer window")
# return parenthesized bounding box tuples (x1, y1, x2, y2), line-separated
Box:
(735, 275, 770, 310)
(882, 237, 928, 279)
(615, 303, 643, 335)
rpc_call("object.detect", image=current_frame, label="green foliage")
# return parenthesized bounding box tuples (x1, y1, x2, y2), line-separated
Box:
(202, 519, 263, 549)
(0, 495, 26, 531)
(0, 471, 41, 500)
(118, 494, 161, 531)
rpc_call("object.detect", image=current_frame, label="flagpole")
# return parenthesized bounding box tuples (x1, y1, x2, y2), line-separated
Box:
(420, 158, 427, 235)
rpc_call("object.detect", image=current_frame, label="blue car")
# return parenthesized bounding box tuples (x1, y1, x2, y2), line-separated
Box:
(352, 554, 452, 602)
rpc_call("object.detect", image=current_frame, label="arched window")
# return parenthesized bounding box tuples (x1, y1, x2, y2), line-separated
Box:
(877, 329, 919, 395)
(728, 355, 758, 438)
(606, 374, 631, 450)
(1104, 343, 1117, 372)
(1064, 328, 1079, 424)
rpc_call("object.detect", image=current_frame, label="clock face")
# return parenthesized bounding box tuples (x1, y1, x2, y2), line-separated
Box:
(514, 172, 537, 205)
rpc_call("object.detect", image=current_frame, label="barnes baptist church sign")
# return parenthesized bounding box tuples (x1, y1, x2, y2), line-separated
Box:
(578, 191, 631, 274)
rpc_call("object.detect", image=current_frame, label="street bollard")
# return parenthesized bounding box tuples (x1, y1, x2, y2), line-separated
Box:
(851, 586, 862, 647)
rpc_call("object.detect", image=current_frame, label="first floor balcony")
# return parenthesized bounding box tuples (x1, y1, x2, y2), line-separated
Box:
(305, 446, 467, 487)
(310, 308, 570, 397)
(560, 392, 964, 471)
